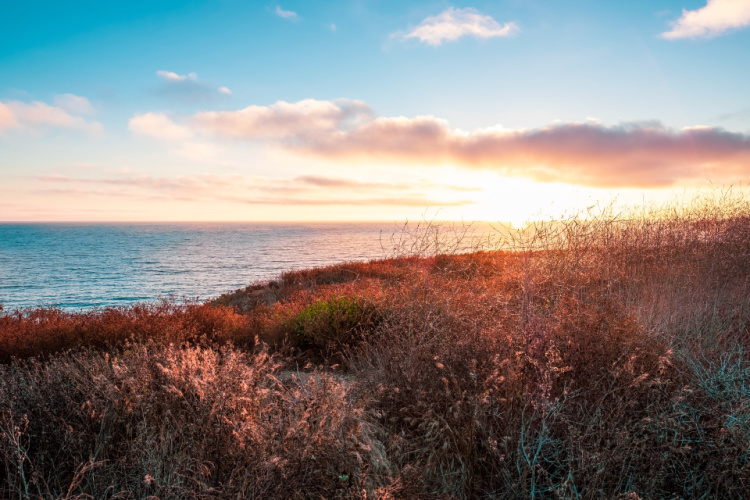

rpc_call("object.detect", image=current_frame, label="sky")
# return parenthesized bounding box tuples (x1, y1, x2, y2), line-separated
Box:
(1, 0, 750, 223)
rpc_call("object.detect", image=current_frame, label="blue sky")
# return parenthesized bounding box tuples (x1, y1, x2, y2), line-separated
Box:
(1, 0, 750, 222)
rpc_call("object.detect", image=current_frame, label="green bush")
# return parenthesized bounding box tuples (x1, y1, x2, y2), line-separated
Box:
(291, 295, 382, 352)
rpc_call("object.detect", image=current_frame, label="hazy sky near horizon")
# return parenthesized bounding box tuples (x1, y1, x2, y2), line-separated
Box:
(2, 0, 750, 223)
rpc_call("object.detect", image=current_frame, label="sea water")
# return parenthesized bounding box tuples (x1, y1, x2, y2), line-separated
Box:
(0, 223, 402, 310)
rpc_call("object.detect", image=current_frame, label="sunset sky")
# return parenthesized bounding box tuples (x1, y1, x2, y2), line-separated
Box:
(2, 0, 750, 223)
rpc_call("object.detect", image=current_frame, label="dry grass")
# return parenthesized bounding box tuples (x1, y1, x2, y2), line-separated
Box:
(2, 189, 750, 498)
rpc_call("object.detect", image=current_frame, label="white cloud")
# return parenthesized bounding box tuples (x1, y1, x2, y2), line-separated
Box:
(194, 98, 372, 139)
(156, 70, 198, 81)
(329, 23, 337, 31)
(399, 7, 519, 46)
(154, 71, 231, 102)
(54, 94, 95, 115)
(275, 6, 299, 21)
(662, 0, 750, 39)
(128, 112, 193, 141)
(0, 100, 102, 135)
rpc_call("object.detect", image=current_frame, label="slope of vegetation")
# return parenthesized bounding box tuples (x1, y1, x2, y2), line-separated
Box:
(2, 192, 750, 498)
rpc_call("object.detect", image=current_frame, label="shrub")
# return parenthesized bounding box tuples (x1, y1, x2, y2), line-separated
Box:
(0, 301, 252, 362)
(290, 295, 382, 354)
(0, 344, 391, 498)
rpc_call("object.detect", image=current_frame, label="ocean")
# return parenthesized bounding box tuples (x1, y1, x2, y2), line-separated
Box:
(0, 222, 406, 310)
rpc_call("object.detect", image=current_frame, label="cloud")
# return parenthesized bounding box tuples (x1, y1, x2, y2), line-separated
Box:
(128, 112, 222, 163)
(194, 98, 372, 139)
(275, 6, 299, 21)
(129, 112, 193, 141)
(398, 7, 519, 46)
(53, 94, 95, 115)
(37, 173, 245, 202)
(36, 173, 473, 207)
(0, 102, 20, 130)
(662, 0, 750, 39)
(174, 141, 220, 161)
(717, 107, 750, 122)
(153, 70, 231, 102)
(188, 98, 750, 188)
(0, 99, 102, 135)
(295, 175, 387, 188)
(292, 175, 479, 192)
(156, 70, 198, 82)
(235, 196, 472, 206)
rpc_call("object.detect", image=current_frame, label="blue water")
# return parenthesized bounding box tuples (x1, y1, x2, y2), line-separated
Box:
(0, 223, 401, 310)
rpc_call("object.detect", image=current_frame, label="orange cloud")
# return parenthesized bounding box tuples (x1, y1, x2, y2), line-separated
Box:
(297, 118, 750, 187)
(188, 99, 750, 188)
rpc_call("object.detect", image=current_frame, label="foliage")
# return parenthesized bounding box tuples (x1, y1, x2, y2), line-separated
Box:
(3, 188, 750, 497)
(290, 295, 382, 353)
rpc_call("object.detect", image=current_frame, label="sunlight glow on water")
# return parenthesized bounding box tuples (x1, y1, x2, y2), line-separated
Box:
(0, 223, 401, 310)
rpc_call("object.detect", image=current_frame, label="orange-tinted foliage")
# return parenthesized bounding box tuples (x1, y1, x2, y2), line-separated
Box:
(0, 301, 251, 362)
(3, 192, 750, 497)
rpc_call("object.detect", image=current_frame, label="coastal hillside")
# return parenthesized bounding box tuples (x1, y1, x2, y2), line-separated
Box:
(2, 195, 750, 498)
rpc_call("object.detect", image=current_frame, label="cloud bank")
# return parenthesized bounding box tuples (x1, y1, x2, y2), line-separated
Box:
(399, 7, 519, 46)
(37, 173, 473, 207)
(130, 98, 750, 188)
(662, 0, 750, 39)
(0, 99, 102, 135)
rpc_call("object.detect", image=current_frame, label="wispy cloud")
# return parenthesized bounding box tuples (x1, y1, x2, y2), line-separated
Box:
(234, 196, 472, 206)
(0, 102, 20, 130)
(182, 98, 750, 188)
(153, 70, 232, 102)
(717, 107, 750, 122)
(174, 141, 220, 162)
(156, 70, 198, 82)
(36, 172, 474, 207)
(129, 112, 193, 141)
(275, 6, 299, 22)
(0, 99, 102, 135)
(53, 94, 95, 115)
(397, 7, 519, 46)
(292, 175, 479, 193)
(128, 113, 221, 162)
(662, 0, 750, 39)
